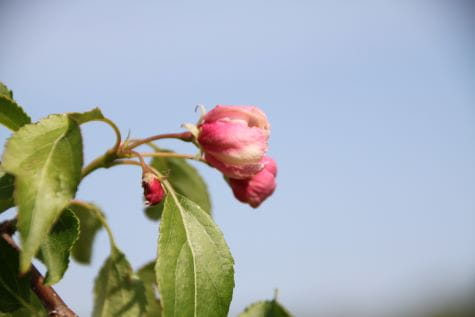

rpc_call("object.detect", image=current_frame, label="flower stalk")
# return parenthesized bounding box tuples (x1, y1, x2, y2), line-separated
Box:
(124, 131, 194, 150)
(81, 131, 195, 179)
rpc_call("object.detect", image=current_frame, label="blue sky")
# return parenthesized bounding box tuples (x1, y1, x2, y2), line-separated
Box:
(1, 1, 474, 316)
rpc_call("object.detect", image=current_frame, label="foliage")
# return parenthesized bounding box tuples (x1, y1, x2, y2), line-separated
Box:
(0, 82, 289, 317)
(238, 298, 292, 317)
(156, 194, 234, 317)
(145, 149, 211, 220)
(0, 237, 46, 316)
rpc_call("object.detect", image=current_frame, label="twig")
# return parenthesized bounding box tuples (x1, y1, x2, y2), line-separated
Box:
(139, 152, 201, 161)
(0, 219, 78, 317)
(125, 131, 193, 150)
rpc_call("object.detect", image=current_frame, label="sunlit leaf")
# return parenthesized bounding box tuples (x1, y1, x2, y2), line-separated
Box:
(68, 108, 105, 125)
(156, 193, 234, 317)
(2, 114, 83, 272)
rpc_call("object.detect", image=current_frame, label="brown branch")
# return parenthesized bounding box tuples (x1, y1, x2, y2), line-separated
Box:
(0, 219, 78, 317)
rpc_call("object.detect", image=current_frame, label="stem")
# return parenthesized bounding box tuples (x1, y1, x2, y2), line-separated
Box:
(0, 219, 78, 317)
(81, 149, 118, 179)
(80, 118, 122, 180)
(109, 159, 142, 168)
(129, 150, 149, 173)
(99, 117, 122, 154)
(109, 160, 177, 207)
(81, 131, 194, 179)
(109, 160, 166, 183)
(139, 152, 200, 161)
(125, 131, 193, 150)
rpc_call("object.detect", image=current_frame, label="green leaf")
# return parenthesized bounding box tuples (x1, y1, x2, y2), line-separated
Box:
(69, 202, 103, 264)
(93, 247, 147, 317)
(156, 193, 234, 317)
(0, 167, 15, 214)
(0, 238, 31, 312)
(144, 201, 164, 221)
(84, 200, 147, 316)
(0, 83, 31, 131)
(145, 152, 211, 220)
(38, 209, 80, 285)
(0, 305, 46, 317)
(0, 237, 46, 315)
(2, 114, 83, 273)
(68, 108, 105, 125)
(0, 83, 13, 100)
(238, 300, 293, 317)
(137, 262, 162, 317)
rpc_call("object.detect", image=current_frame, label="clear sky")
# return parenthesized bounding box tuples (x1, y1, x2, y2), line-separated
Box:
(0, 1, 474, 316)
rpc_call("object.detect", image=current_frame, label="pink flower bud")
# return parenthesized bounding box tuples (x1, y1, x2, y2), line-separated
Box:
(228, 156, 277, 208)
(142, 172, 165, 206)
(198, 105, 270, 179)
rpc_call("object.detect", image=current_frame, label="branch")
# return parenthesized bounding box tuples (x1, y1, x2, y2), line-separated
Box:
(0, 219, 78, 317)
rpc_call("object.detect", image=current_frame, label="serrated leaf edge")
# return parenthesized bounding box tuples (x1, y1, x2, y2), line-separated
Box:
(2, 114, 83, 272)
(157, 191, 235, 317)
(43, 209, 81, 285)
(0, 95, 31, 131)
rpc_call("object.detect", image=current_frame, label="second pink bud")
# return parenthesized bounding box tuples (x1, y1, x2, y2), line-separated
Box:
(228, 156, 277, 208)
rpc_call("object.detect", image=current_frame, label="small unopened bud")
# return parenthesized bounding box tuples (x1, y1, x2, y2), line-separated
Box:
(142, 172, 165, 206)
